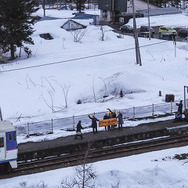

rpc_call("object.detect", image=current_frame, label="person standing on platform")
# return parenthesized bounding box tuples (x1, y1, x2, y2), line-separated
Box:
(87, 114, 99, 133)
(107, 108, 117, 119)
(107, 108, 117, 129)
(103, 112, 110, 130)
(117, 110, 124, 130)
(176, 100, 183, 115)
(74, 120, 84, 139)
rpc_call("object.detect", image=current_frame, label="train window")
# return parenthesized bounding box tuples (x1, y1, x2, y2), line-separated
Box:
(13, 132, 16, 141)
(0, 137, 4, 147)
(8, 133, 13, 141)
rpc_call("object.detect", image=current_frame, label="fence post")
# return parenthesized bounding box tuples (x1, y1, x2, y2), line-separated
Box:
(51, 119, 53, 133)
(152, 104, 154, 117)
(133, 106, 135, 120)
(73, 115, 75, 130)
(27, 122, 30, 138)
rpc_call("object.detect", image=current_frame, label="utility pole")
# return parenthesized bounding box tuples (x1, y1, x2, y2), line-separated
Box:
(43, 0, 46, 17)
(147, 0, 151, 40)
(172, 35, 176, 57)
(184, 85, 188, 111)
(0, 107, 3, 121)
(132, 0, 142, 66)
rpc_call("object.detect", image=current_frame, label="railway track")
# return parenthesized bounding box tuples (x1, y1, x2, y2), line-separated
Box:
(1, 134, 188, 179)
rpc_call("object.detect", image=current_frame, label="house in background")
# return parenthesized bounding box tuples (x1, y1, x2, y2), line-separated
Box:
(61, 19, 87, 31)
(98, 0, 127, 23)
(98, 0, 181, 25)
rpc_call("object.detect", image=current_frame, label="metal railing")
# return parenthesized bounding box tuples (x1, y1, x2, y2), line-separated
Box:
(16, 101, 178, 137)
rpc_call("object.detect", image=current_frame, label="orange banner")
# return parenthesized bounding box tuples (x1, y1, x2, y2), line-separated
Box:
(99, 118, 117, 127)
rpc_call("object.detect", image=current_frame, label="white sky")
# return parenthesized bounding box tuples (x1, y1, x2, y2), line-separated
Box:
(1, 7, 188, 187)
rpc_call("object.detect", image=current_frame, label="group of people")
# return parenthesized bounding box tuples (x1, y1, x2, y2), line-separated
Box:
(74, 100, 184, 139)
(74, 108, 124, 139)
(103, 108, 124, 130)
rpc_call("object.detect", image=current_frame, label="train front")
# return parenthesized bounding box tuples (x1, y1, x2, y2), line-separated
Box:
(0, 121, 18, 172)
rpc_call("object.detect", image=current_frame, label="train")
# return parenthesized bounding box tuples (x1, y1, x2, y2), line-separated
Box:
(0, 121, 18, 172)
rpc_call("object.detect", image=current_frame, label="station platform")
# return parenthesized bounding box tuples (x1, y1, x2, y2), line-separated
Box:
(17, 118, 188, 161)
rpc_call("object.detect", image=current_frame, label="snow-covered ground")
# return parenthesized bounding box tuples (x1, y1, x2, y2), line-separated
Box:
(1, 7, 188, 187)
(2, 9, 188, 127)
(1, 146, 188, 188)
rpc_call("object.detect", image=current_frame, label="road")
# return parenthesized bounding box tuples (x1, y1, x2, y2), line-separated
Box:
(117, 26, 186, 42)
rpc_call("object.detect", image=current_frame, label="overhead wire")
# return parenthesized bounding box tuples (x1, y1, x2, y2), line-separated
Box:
(0, 40, 170, 73)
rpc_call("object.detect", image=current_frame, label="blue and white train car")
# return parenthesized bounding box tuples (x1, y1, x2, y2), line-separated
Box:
(0, 121, 17, 171)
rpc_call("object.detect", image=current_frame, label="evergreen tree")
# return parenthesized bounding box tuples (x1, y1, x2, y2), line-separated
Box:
(74, 0, 86, 13)
(0, 0, 39, 60)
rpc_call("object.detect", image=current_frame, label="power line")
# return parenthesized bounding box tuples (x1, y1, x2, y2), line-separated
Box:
(0, 40, 169, 73)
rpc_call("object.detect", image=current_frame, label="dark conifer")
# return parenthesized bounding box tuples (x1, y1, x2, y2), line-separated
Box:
(74, 0, 86, 13)
(0, 0, 39, 60)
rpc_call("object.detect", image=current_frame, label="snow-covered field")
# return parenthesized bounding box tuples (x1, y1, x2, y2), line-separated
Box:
(2, 9, 188, 126)
(1, 146, 188, 188)
(1, 7, 188, 187)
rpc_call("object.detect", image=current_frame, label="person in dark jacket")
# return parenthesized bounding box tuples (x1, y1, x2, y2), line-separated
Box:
(117, 110, 124, 130)
(107, 108, 117, 118)
(176, 100, 183, 115)
(103, 112, 110, 130)
(88, 114, 99, 133)
(103, 112, 109, 120)
(107, 108, 117, 129)
(74, 120, 84, 139)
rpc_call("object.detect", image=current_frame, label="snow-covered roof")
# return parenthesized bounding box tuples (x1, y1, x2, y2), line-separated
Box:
(138, 7, 182, 16)
(0, 121, 15, 132)
(61, 19, 87, 31)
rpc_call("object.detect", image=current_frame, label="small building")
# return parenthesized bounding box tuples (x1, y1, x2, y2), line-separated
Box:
(98, 0, 127, 23)
(61, 19, 87, 31)
(98, 0, 181, 24)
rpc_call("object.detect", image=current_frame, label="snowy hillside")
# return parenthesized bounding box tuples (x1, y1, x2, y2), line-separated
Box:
(1, 7, 188, 188)
(1, 9, 188, 126)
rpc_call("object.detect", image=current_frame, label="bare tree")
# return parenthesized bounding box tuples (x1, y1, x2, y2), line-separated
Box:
(44, 77, 56, 91)
(71, 29, 87, 42)
(59, 83, 70, 108)
(41, 91, 55, 113)
(98, 17, 106, 41)
(61, 143, 96, 188)
(98, 77, 108, 97)
(73, 163, 96, 188)
(51, 80, 70, 108)
(60, 177, 77, 188)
